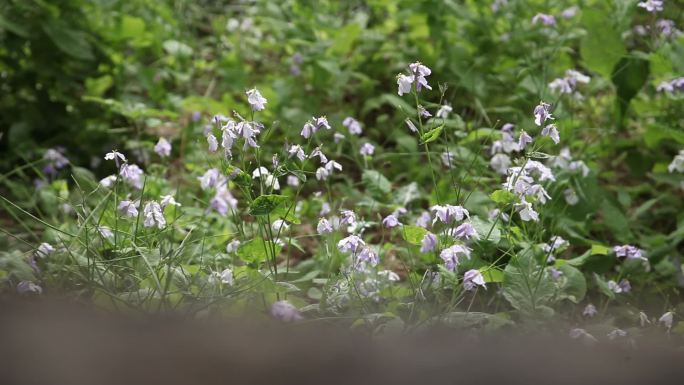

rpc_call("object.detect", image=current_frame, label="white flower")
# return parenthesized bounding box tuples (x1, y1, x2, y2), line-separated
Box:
(272, 219, 289, 233)
(104, 150, 127, 163)
(583, 304, 597, 317)
(219, 268, 234, 285)
(405, 119, 418, 133)
(452, 222, 479, 240)
(143, 201, 166, 229)
(154, 138, 172, 157)
(659, 311, 674, 329)
(246, 88, 267, 111)
(309, 147, 328, 164)
(288, 144, 306, 161)
(160, 194, 181, 208)
(287, 175, 300, 187)
(99, 175, 117, 188)
(97, 226, 114, 239)
(118, 200, 139, 218)
(271, 300, 303, 322)
(378, 270, 400, 282)
(435, 104, 452, 119)
(397, 74, 414, 96)
(382, 214, 401, 228)
(226, 239, 241, 253)
(637, 0, 664, 13)
(516, 201, 539, 222)
(36, 242, 55, 258)
(668, 150, 684, 173)
(207, 133, 219, 152)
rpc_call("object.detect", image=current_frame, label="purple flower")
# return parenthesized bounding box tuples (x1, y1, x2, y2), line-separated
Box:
(382, 214, 400, 228)
(541, 124, 560, 144)
(613, 245, 646, 261)
(637, 0, 664, 13)
(271, 300, 303, 322)
(533, 101, 554, 126)
(343, 117, 363, 135)
(355, 247, 379, 270)
(118, 200, 139, 218)
(226, 240, 241, 253)
(288, 144, 306, 161)
(430, 205, 469, 224)
(360, 142, 375, 157)
(246, 88, 267, 111)
(337, 235, 365, 254)
(440, 244, 471, 271)
(583, 304, 597, 317)
(154, 138, 172, 157)
(518, 130, 533, 150)
(340, 210, 357, 226)
(210, 187, 238, 216)
(317, 218, 333, 234)
(549, 267, 563, 279)
(219, 268, 234, 285)
(409, 62, 432, 92)
(452, 223, 479, 240)
(198, 168, 223, 190)
(16, 281, 42, 295)
(532, 13, 556, 26)
(119, 164, 144, 189)
(561, 6, 578, 19)
(43, 148, 70, 174)
(420, 232, 438, 253)
(416, 211, 431, 228)
(463, 269, 486, 291)
(287, 175, 300, 187)
(35, 242, 55, 258)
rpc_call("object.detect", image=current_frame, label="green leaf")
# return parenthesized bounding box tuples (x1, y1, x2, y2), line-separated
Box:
(362, 169, 391, 196)
(556, 264, 586, 303)
(402, 225, 428, 246)
(420, 124, 444, 144)
(490, 189, 517, 205)
(591, 244, 610, 255)
(226, 165, 251, 187)
(612, 55, 650, 123)
(502, 252, 556, 316)
(470, 216, 500, 243)
(601, 199, 633, 243)
(249, 195, 290, 216)
(236, 237, 282, 264)
(580, 9, 626, 78)
(481, 268, 504, 283)
(42, 21, 94, 61)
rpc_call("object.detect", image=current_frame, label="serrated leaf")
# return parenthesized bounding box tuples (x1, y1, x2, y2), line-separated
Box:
(502, 252, 556, 316)
(480, 268, 504, 283)
(470, 216, 501, 243)
(556, 264, 586, 303)
(580, 9, 626, 78)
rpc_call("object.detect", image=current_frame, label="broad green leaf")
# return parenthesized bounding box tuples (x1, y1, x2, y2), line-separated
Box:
(481, 268, 504, 283)
(236, 237, 282, 264)
(612, 55, 650, 123)
(580, 9, 626, 78)
(601, 199, 633, 243)
(362, 169, 391, 196)
(402, 225, 427, 246)
(470, 216, 500, 243)
(42, 21, 94, 61)
(502, 252, 556, 316)
(556, 264, 586, 303)
(249, 195, 290, 216)
(490, 189, 517, 205)
(393, 182, 421, 205)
